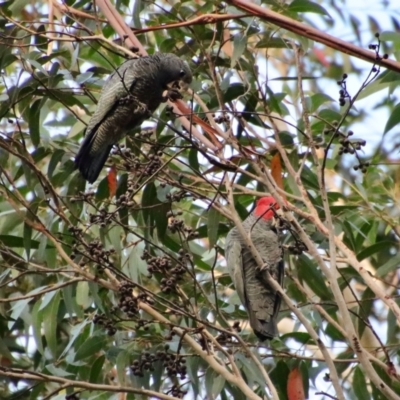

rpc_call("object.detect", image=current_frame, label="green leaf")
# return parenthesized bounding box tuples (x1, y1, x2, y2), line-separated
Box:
(270, 360, 290, 400)
(288, 0, 330, 16)
(10, 290, 40, 328)
(187, 354, 200, 397)
(297, 255, 331, 300)
(28, 99, 42, 147)
(75, 334, 108, 361)
(281, 332, 315, 345)
(375, 253, 400, 277)
(356, 241, 394, 262)
(205, 367, 225, 399)
(299, 361, 310, 398)
(76, 281, 90, 309)
(125, 242, 146, 282)
(353, 366, 371, 400)
(325, 321, 346, 341)
(189, 147, 200, 172)
(309, 93, 334, 113)
(0, 336, 14, 362)
(48, 149, 65, 179)
(207, 207, 220, 248)
(59, 319, 90, 359)
(0, 235, 26, 249)
(116, 348, 130, 385)
(231, 35, 246, 67)
(154, 200, 169, 241)
(358, 287, 375, 338)
(223, 83, 246, 103)
(142, 182, 157, 234)
(300, 165, 319, 190)
(256, 37, 290, 48)
(89, 355, 105, 383)
(380, 31, 400, 43)
(318, 108, 342, 124)
(43, 291, 61, 358)
(384, 103, 400, 134)
(31, 300, 44, 355)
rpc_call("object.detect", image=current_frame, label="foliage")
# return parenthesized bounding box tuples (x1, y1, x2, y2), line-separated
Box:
(0, 0, 400, 399)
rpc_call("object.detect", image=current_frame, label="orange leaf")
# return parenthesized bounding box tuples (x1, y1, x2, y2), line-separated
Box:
(222, 28, 233, 58)
(174, 100, 222, 148)
(313, 47, 330, 68)
(0, 357, 12, 367)
(270, 153, 286, 199)
(287, 367, 306, 400)
(107, 165, 117, 198)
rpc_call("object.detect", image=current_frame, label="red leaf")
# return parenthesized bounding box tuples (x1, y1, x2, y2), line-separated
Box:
(107, 165, 117, 198)
(271, 153, 286, 199)
(287, 367, 305, 400)
(313, 47, 330, 67)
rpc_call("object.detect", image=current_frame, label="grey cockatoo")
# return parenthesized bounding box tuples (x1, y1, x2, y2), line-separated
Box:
(74, 53, 192, 183)
(225, 196, 284, 340)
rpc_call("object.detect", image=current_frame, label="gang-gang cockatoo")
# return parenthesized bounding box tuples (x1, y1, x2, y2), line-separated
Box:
(225, 196, 284, 340)
(75, 53, 192, 183)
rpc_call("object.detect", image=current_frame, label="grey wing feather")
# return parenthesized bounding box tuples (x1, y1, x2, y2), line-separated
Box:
(225, 227, 283, 341)
(86, 59, 138, 135)
(74, 59, 139, 183)
(225, 232, 246, 306)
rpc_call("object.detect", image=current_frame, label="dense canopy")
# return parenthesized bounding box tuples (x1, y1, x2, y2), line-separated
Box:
(0, 0, 400, 399)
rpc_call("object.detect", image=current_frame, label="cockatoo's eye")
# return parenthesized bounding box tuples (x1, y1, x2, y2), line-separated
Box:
(179, 69, 186, 77)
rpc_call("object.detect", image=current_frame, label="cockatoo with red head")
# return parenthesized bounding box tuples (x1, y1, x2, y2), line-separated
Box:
(225, 196, 284, 340)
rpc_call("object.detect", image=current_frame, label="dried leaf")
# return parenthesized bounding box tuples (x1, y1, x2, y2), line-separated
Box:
(107, 165, 117, 198)
(271, 153, 285, 199)
(287, 367, 305, 400)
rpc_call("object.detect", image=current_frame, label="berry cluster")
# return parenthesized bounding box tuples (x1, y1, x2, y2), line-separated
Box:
(112, 133, 162, 177)
(117, 282, 155, 318)
(141, 250, 187, 293)
(369, 33, 389, 64)
(337, 74, 350, 107)
(68, 227, 115, 270)
(116, 176, 138, 208)
(161, 351, 187, 379)
(86, 240, 115, 268)
(286, 240, 307, 255)
(118, 282, 139, 317)
(338, 131, 366, 156)
(119, 147, 141, 171)
(323, 127, 370, 174)
(136, 318, 152, 331)
(130, 351, 155, 376)
(166, 190, 188, 202)
(134, 128, 155, 139)
(146, 255, 172, 273)
(65, 393, 79, 400)
(216, 321, 241, 344)
(166, 212, 199, 240)
(116, 193, 135, 208)
(89, 207, 112, 227)
(168, 217, 185, 233)
(130, 346, 187, 379)
(165, 105, 175, 117)
(166, 385, 187, 399)
(216, 331, 234, 344)
(93, 313, 117, 336)
(213, 112, 230, 124)
(143, 152, 163, 176)
(353, 161, 370, 173)
(233, 320, 241, 332)
(338, 131, 370, 173)
(70, 191, 95, 203)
